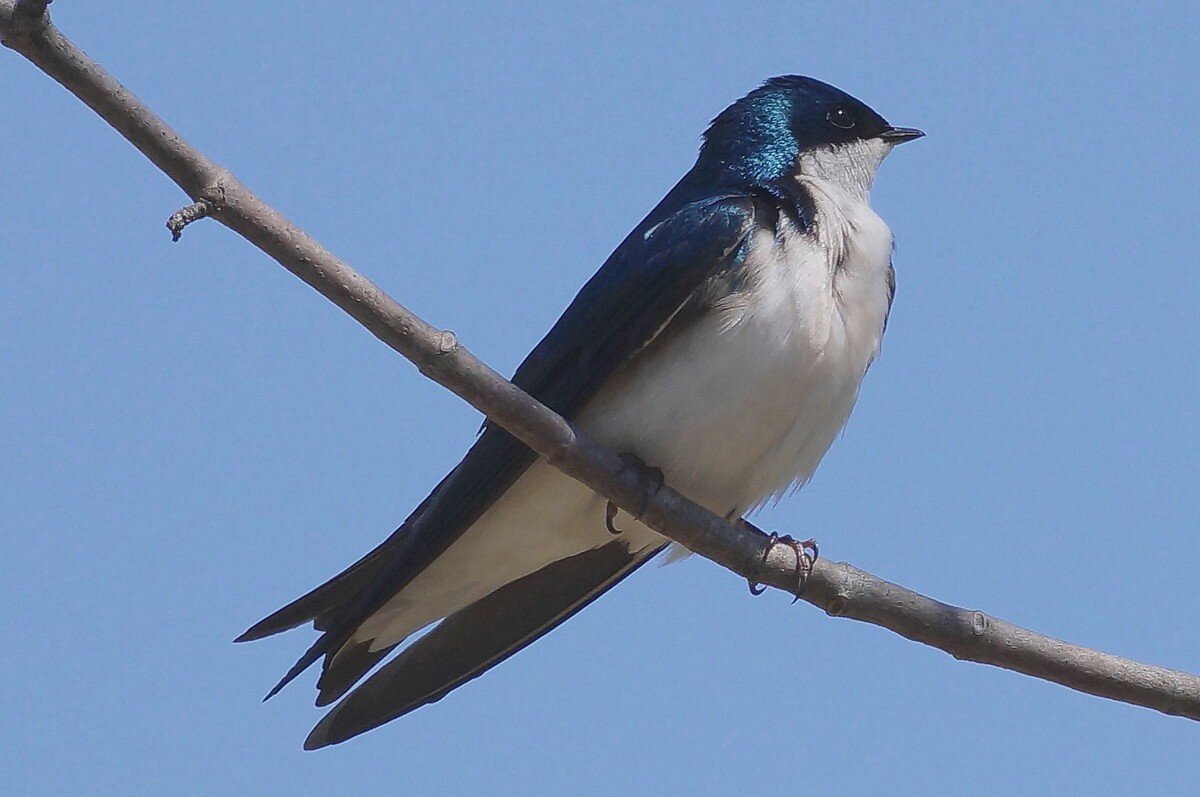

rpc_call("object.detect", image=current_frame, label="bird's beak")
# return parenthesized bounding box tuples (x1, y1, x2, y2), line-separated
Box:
(879, 126, 925, 144)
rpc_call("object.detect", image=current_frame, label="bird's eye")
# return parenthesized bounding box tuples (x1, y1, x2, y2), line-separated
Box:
(827, 105, 856, 130)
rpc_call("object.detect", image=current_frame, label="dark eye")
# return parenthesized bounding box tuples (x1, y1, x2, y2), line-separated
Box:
(827, 105, 856, 130)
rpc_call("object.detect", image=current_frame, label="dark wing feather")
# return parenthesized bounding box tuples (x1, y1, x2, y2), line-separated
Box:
(234, 467, 458, 642)
(236, 530, 394, 643)
(244, 191, 759, 699)
(304, 540, 666, 749)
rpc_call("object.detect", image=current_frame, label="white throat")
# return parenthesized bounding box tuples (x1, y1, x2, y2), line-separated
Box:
(796, 138, 893, 202)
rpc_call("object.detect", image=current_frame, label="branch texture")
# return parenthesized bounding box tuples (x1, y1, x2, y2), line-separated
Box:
(4, 2, 1198, 722)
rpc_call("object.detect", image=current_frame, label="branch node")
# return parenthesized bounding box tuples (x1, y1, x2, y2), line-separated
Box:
(14, 0, 51, 20)
(544, 426, 578, 467)
(971, 611, 988, 636)
(3, 0, 51, 45)
(436, 330, 459, 355)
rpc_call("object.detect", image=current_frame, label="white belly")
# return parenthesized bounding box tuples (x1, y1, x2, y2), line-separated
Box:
(357, 198, 894, 650)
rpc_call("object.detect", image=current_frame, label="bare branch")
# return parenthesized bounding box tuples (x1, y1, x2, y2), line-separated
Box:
(3, 2, 1198, 722)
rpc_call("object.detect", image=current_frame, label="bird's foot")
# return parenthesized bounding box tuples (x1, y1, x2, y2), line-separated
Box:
(604, 501, 622, 535)
(746, 526, 819, 599)
(605, 453, 665, 535)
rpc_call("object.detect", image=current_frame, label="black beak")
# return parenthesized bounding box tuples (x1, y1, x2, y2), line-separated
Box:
(879, 126, 925, 144)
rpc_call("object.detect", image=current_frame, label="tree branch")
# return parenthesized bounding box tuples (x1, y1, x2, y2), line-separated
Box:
(4, 1, 1198, 722)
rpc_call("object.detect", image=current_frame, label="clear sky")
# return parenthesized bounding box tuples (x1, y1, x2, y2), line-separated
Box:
(3, 1, 1198, 794)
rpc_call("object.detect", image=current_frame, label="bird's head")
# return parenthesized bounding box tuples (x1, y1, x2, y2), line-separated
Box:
(699, 75, 922, 191)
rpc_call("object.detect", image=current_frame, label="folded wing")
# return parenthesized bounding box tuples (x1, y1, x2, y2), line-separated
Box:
(241, 188, 761, 727)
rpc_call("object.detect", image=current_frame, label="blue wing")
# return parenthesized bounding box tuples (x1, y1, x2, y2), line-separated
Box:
(508, 192, 758, 415)
(240, 189, 762, 699)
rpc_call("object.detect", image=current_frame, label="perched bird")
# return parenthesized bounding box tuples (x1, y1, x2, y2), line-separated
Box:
(239, 75, 923, 749)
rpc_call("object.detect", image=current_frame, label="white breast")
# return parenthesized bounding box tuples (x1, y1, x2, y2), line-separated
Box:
(581, 183, 895, 518)
(354, 162, 897, 649)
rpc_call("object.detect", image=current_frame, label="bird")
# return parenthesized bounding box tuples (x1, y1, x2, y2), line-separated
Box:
(238, 75, 923, 749)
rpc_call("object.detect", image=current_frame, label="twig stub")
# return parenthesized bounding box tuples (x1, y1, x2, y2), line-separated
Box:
(166, 198, 215, 242)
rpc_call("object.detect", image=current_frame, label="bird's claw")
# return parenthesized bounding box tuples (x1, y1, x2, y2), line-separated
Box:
(604, 453, 665, 535)
(605, 500, 622, 535)
(747, 530, 819, 599)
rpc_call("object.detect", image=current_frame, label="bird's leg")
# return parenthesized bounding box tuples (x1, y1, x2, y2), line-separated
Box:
(744, 520, 819, 599)
(605, 452, 665, 535)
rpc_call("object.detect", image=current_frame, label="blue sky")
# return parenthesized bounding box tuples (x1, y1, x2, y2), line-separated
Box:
(2, 1, 1198, 794)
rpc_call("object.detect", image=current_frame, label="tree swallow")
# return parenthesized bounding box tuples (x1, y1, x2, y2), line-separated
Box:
(239, 75, 923, 748)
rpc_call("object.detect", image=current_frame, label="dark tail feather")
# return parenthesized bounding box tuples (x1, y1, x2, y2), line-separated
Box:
(262, 633, 331, 701)
(315, 639, 400, 707)
(304, 540, 665, 750)
(235, 547, 391, 644)
(236, 482, 455, 644)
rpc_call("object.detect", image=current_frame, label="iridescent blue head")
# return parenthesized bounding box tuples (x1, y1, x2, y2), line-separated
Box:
(698, 75, 922, 185)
